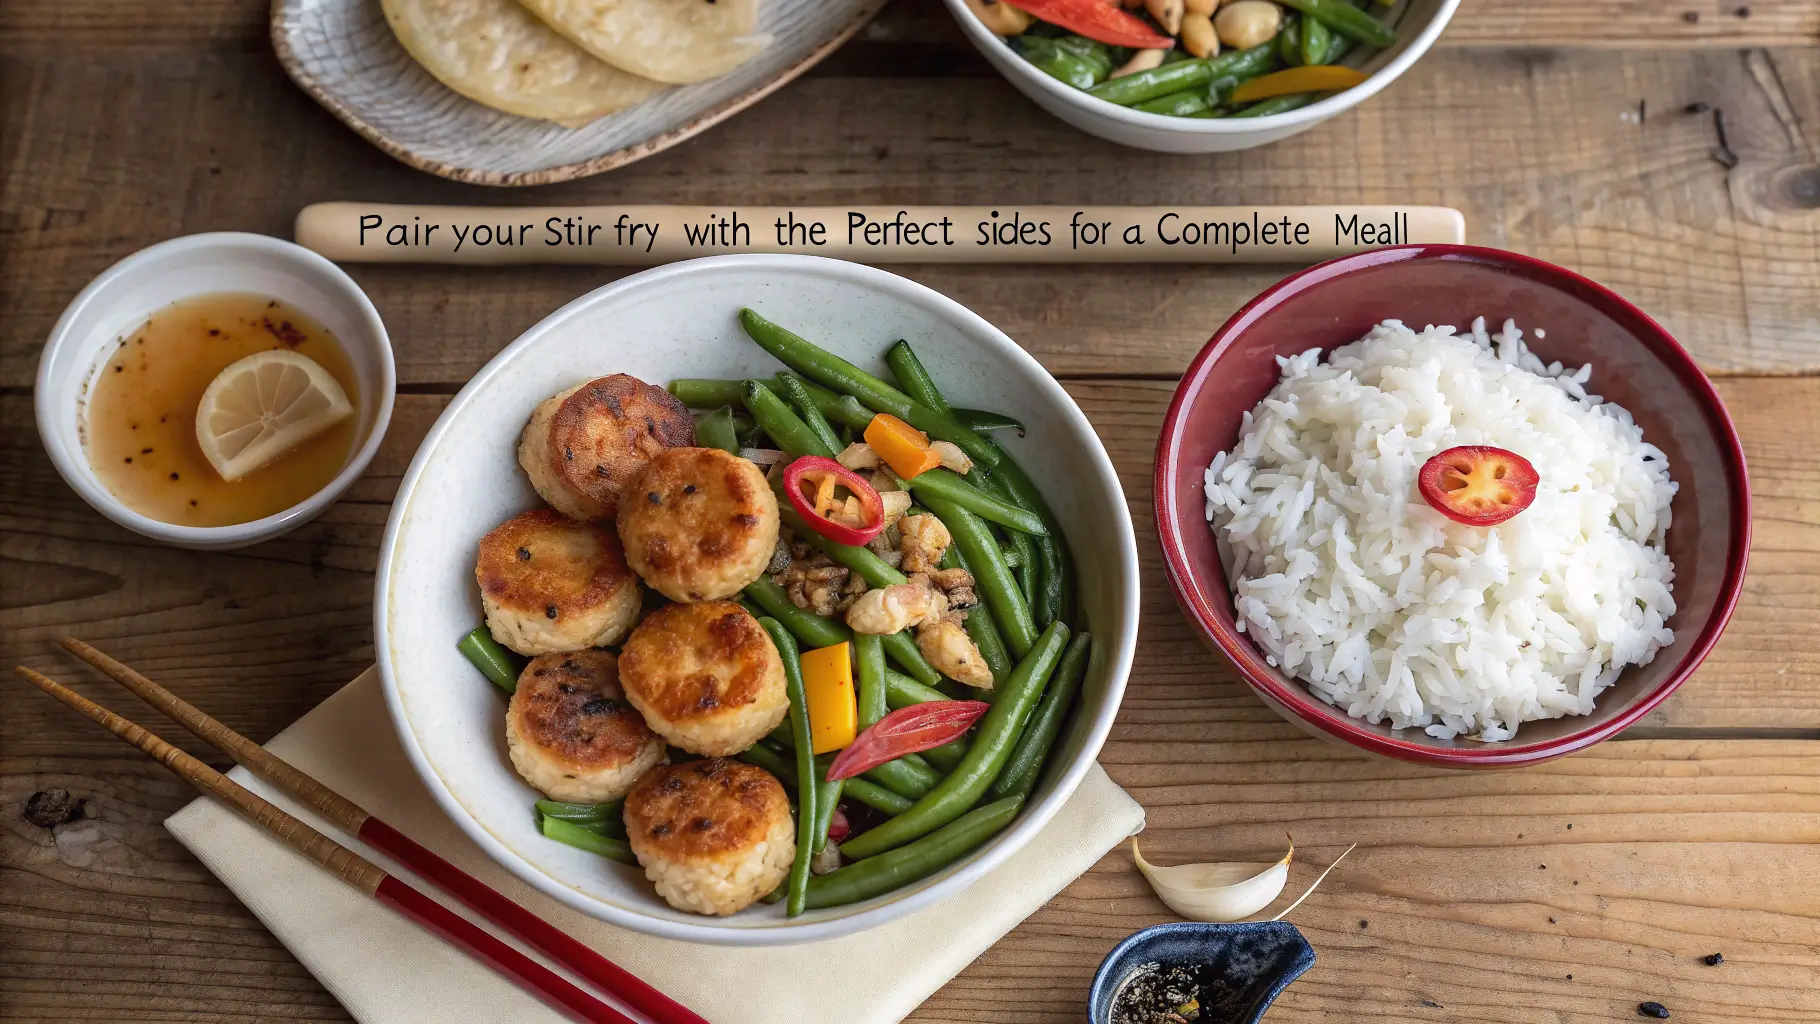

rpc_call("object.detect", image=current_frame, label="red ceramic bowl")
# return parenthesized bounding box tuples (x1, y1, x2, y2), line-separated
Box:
(1155, 245, 1751, 769)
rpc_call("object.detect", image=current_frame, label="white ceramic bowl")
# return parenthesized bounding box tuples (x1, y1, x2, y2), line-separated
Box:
(376, 255, 1139, 945)
(35, 232, 395, 550)
(944, 0, 1458, 152)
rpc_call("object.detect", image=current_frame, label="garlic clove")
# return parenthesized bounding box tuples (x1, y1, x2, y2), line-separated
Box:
(1132, 840, 1292, 922)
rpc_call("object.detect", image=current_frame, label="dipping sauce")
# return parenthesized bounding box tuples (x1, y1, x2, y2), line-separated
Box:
(84, 293, 359, 527)
(1112, 960, 1245, 1024)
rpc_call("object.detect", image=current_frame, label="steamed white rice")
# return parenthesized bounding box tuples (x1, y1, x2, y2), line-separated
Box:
(1203, 318, 1678, 741)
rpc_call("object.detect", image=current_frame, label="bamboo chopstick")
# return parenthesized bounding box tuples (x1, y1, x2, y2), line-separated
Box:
(12, 665, 635, 1024)
(56, 637, 707, 1024)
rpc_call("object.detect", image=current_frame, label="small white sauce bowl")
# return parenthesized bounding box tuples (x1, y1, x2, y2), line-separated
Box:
(35, 232, 395, 550)
(943, 0, 1459, 153)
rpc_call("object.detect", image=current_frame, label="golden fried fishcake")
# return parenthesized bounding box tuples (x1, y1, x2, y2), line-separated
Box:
(617, 601, 788, 756)
(517, 374, 694, 521)
(476, 508, 643, 656)
(506, 650, 665, 803)
(616, 447, 778, 602)
(623, 759, 794, 917)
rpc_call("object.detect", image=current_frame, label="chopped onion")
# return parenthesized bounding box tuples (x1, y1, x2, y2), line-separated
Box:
(740, 447, 788, 466)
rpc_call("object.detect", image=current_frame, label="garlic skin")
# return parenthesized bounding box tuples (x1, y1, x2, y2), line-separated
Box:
(1131, 840, 1292, 922)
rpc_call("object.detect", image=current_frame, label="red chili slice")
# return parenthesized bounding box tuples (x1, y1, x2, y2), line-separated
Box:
(782, 455, 887, 547)
(824, 700, 990, 782)
(1001, 0, 1174, 48)
(1417, 446, 1540, 526)
(826, 806, 851, 845)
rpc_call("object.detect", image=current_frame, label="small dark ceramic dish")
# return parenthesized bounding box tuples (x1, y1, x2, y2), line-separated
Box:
(1155, 245, 1751, 769)
(1089, 921, 1315, 1024)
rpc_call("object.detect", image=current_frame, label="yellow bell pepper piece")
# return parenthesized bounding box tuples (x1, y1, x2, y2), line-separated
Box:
(1229, 65, 1369, 105)
(864, 413, 942, 480)
(799, 642, 858, 754)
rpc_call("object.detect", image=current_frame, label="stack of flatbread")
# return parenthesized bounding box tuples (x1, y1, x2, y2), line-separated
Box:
(383, 0, 772, 126)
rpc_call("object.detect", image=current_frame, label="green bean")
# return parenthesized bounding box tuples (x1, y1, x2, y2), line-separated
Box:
(534, 799, 620, 823)
(1234, 93, 1320, 117)
(920, 734, 970, 772)
(1134, 88, 1211, 117)
(1016, 35, 1110, 90)
(885, 340, 950, 414)
(1087, 58, 1213, 106)
(738, 309, 1000, 470)
(921, 495, 1037, 658)
(777, 507, 906, 589)
(457, 627, 520, 694)
(951, 408, 1024, 435)
(811, 752, 844, 856)
(880, 631, 943, 688)
(739, 738, 796, 780)
(540, 814, 635, 865)
(885, 670, 951, 708)
(993, 633, 1092, 801)
(558, 816, 629, 839)
(668, 378, 745, 408)
(768, 719, 938, 799)
(696, 405, 740, 455)
(855, 632, 888, 728)
(777, 372, 843, 457)
(947, 545, 1014, 684)
(907, 468, 1047, 536)
(1278, 16, 1303, 65)
(745, 576, 848, 647)
(839, 622, 1068, 859)
(780, 375, 875, 430)
(759, 617, 817, 916)
(1279, 0, 1395, 47)
(1301, 13, 1332, 65)
(811, 795, 1024, 908)
(999, 543, 1023, 569)
(981, 441, 1071, 628)
(848, 779, 912, 816)
(744, 379, 833, 459)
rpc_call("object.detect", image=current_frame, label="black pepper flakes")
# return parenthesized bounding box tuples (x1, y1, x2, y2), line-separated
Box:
(517, 546, 532, 561)
(1735, 4, 1750, 16)
(683, 484, 697, 494)
(580, 697, 618, 715)
(647, 491, 662, 505)
(1703, 952, 1724, 966)
(545, 604, 559, 619)
(1682, 10, 1699, 21)
(1639, 1001, 1670, 1019)
(169, 472, 180, 481)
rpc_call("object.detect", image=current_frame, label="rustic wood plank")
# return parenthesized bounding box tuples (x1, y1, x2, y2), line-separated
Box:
(2, 0, 1816, 58)
(933, 737, 1820, 1023)
(6, 739, 1816, 1023)
(5, 50, 1816, 386)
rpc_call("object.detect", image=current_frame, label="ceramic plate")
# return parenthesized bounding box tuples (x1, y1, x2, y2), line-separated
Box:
(376, 255, 1140, 944)
(273, 0, 883, 185)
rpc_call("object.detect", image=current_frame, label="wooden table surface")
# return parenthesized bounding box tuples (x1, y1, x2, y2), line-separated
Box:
(4, 1, 1819, 1020)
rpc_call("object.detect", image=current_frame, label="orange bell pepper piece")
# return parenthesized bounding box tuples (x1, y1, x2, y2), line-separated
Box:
(864, 413, 942, 480)
(1229, 65, 1369, 105)
(799, 642, 858, 754)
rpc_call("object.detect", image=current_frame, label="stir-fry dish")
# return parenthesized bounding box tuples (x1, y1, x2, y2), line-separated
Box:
(965, 0, 1400, 119)
(457, 311, 1092, 917)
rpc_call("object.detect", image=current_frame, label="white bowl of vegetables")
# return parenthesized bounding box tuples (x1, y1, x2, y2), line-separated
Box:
(948, 0, 1458, 152)
(376, 255, 1139, 945)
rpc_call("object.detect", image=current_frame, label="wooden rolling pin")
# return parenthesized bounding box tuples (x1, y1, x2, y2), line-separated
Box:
(295, 202, 1464, 265)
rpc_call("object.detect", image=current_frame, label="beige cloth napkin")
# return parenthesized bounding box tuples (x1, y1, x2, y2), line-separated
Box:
(165, 669, 1145, 1024)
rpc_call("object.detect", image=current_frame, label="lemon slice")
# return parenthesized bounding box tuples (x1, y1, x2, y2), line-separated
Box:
(196, 350, 354, 481)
